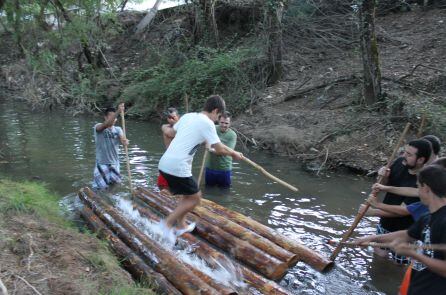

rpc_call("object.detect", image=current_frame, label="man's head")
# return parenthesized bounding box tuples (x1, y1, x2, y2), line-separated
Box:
(219, 111, 231, 133)
(403, 139, 432, 169)
(164, 107, 179, 126)
(417, 164, 446, 204)
(422, 135, 441, 157)
(203, 95, 226, 123)
(433, 157, 446, 168)
(104, 107, 117, 126)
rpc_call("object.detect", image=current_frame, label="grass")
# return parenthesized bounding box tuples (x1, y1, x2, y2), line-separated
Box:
(0, 178, 158, 295)
(0, 178, 69, 225)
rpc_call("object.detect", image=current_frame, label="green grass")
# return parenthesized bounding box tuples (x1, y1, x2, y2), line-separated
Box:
(0, 179, 158, 294)
(0, 178, 69, 225)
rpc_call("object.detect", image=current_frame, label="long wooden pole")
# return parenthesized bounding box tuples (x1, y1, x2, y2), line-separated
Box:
(120, 110, 134, 196)
(417, 113, 426, 137)
(184, 93, 189, 113)
(327, 240, 446, 252)
(242, 156, 298, 192)
(329, 122, 411, 261)
(197, 149, 208, 187)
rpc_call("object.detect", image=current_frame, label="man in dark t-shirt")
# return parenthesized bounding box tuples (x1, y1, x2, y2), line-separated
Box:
(366, 139, 432, 262)
(356, 164, 446, 294)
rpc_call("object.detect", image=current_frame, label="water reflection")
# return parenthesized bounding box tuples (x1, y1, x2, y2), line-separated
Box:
(0, 97, 405, 294)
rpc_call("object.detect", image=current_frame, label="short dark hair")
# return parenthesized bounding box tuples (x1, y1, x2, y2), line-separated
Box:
(408, 139, 432, 164)
(104, 107, 116, 116)
(163, 107, 178, 119)
(219, 111, 231, 120)
(422, 135, 441, 156)
(203, 95, 225, 114)
(433, 157, 446, 168)
(418, 164, 446, 198)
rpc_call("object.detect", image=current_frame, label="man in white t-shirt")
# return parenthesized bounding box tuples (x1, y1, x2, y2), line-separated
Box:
(158, 95, 243, 241)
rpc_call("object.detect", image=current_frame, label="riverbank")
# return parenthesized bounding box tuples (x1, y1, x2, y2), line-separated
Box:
(1, 5, 444, 174)
(0, 179, 155, 295)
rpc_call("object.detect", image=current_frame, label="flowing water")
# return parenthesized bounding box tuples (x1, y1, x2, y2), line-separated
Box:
(0, 95, 405, 294)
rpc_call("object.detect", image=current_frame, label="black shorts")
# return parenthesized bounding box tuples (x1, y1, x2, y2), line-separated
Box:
(159, 170, 199, 196)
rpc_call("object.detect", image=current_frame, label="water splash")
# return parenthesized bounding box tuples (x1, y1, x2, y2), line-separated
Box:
(114, 197, 247, 290)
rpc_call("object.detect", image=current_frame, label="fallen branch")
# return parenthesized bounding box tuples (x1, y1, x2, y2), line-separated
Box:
(14, 275, 42, 295)
(26, 234, 34, 272)
(398, 63, 446, 81)
(316, 145, 329, 176)
(284, 75, 358, 102)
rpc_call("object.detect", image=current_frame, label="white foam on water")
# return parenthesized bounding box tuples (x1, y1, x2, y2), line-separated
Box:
(114, 197, 247, 289)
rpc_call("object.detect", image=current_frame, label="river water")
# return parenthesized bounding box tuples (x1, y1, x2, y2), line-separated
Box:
(0, 95, 405, 294)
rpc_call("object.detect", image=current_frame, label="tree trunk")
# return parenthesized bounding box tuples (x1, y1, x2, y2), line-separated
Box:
(37, 0, 51, 31)
(265, 0, 284, 84)
(120, 0, 129, 12)
(135, 188, 289, 280)
(80, 206, 182, 295)
(52, 0, 97, 67)
(78, 188, 220, 295)
(134, 0, 163, 35)
(13, 0, 24, 55)
(360, 0, 382, 105)
(135, 198, 291, 295)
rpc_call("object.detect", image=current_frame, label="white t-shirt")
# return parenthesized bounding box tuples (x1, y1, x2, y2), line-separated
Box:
(158, 112, 221, 177)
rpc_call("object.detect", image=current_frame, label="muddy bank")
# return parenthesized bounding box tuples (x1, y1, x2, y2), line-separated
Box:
(234, 8, 446, 173)
(0, 179, 155, 295)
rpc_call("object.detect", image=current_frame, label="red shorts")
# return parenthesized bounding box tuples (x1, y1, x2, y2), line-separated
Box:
(157, 173, 169, 189)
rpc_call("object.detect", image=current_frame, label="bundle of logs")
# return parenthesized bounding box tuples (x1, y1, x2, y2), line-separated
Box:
(78, 186, 332, 294)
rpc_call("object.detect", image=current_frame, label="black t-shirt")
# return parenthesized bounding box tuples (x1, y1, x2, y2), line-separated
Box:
(407, 205, 446, 295)
(380, 157, 419, 232)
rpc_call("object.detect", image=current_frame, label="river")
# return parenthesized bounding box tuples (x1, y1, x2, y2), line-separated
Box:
(0, 94, 405, 294)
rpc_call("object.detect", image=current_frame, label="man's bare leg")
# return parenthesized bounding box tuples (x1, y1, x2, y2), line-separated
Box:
(165, 191, 201, 228)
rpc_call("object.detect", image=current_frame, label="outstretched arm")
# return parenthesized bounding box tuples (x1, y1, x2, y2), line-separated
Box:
(373, 183, 419, 198)
(211, 142, 243, 160)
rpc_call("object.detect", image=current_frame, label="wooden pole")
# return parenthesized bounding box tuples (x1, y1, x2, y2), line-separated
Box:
(184, 93, 189, 113)
(120, 110, 134, 196)
(329, 122, 411, 261)
(242, 156, 298, 192)
(327, 239, 446, 252)
(197, 149, 208, 187)
(417, 113, 426, 137)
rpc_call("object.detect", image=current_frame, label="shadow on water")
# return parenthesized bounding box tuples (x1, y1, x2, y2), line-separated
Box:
(0, 96, 406, 294)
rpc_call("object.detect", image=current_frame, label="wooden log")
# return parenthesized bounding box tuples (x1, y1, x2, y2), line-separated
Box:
(134, 188, 289, 280)
(78, 187, 219, 295)
(139, 188, 298, 266)
(199, 194, 332, 272)
(80, 206, 181, 295)
(134, 202, 291, 295)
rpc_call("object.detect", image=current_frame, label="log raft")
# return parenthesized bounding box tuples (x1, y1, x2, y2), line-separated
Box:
(79, 186, 331, 294)
(137, 187, 333, 272)
(134, 187, 289, 281)
(134, 200, 290, 295)
(79, 187, 224, 295)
